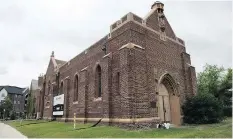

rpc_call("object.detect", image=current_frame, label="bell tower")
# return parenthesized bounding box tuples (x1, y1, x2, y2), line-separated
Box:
(151, 1, 166, 41)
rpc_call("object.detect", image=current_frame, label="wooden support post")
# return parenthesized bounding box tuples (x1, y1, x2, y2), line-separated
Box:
(73, 113, 76, 129)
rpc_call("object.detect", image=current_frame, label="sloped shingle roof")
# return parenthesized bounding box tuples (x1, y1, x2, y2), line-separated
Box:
(0, 86, 3, 91)
(55, 59, 66, 65)
(22, 88, 29, 96)
(0, 86, 25, 95)
(55, 59, 66, 68)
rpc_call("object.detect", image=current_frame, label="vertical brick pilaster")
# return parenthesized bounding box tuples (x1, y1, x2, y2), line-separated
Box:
(64, 78, 70, 122)
(49, 87, 54, 119)
(101, 53, 113, 124)
(119, 46, 131, 118)
(188, 66, 197, 95)
(119, 43, 148, 119)
(181, 52, 191, 99)
(78, 68, 88, 123)
(181, 52, 197, 98)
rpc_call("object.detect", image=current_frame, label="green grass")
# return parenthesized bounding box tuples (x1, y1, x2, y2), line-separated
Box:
(7, 118, 232, 138)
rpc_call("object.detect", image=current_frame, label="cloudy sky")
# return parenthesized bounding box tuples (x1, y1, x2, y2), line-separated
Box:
(0, 0, 232, 87)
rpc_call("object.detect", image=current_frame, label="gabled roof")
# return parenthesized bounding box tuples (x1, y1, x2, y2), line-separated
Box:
(49, 51, 67, 71)
(55, 59, 66, 68)
(55, 59, 66, 65)
(22, 88, 29, 96)
(0, 86, 3, 91)
(0, 86, 25, 95)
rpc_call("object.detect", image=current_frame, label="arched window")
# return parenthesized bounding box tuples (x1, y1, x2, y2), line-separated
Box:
(74, 75, 79, 101)
(48, 81, 51, 95)
(116, 72, 120, 94)
(52, 84, 55, 95)
(60, 81, 63, 94)
(95, 65, 102, 97)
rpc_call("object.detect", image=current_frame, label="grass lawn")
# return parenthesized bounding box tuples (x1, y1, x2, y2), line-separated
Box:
(6, 118, 232, 138)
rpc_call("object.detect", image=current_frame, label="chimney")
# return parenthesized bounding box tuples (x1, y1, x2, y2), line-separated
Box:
(38, 74, 44, 88)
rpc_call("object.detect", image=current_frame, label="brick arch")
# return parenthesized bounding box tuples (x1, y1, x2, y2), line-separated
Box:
(93, 61, 101, 73)
(158, 72, 179, 96)
(158, 72, 181, 125)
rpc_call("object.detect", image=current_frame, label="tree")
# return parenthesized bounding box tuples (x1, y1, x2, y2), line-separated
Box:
(0, 96, 13, 118)
(197, 64, 232, 117)
(0, 105, 3, 119)
(218, 68, 232, 98)
(219, 68, 232, 116)
(197, 64, 224, 97)
(26, 89, 35, 118)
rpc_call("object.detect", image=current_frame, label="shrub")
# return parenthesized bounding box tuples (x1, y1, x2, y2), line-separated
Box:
(10, 111, 16, 120)
(182, 93, 224, 124)
(223, 106, 232, 117)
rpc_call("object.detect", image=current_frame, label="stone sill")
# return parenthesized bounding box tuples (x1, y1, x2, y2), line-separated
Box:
(93, 97, 102, 102)
(73, 101, 79, 104)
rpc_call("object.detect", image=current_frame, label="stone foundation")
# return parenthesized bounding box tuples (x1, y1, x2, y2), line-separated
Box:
(45, 117, 160, 129)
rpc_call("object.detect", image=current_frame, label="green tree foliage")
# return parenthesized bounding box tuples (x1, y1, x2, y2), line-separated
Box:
(26, 88, 35, 118)
(219, 69, 232, 116)
(183, 64, 232, 124)
(10, 111, 16, 120)
(0, 105, 3, 119)
(197, 64, 224, 97)
(197, 64, 232, 117)
(182, 93, 224, 124)
(0, 96, 13, 118)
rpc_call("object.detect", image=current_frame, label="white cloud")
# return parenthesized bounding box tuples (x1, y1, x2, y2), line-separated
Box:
(0, 0, 231, 87)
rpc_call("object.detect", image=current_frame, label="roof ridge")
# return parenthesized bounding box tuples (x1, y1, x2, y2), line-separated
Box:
(55, 59, 67, 62)
(6, 85, 24, 89)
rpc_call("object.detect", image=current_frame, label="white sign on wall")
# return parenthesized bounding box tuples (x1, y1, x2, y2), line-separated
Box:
(53, 94, 64, 116)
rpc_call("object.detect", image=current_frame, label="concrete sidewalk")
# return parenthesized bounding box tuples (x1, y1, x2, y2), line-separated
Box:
(0, 122, 27, 138)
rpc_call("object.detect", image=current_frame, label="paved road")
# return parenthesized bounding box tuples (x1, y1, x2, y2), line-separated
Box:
(0, 122, 27, 138)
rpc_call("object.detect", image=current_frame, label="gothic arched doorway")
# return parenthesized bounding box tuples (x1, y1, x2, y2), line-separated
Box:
(158, 73, 181, 125)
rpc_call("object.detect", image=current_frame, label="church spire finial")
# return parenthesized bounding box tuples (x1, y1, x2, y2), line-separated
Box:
(51, 51, 54, 57)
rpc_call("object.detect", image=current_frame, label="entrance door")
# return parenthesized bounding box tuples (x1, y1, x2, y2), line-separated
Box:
(158, 84, 171, 122)
(170, 94, 181, 125)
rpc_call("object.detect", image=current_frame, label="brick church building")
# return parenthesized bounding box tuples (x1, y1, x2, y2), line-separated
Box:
(35, 1, 197, 127)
